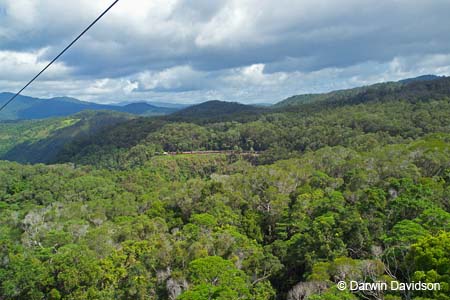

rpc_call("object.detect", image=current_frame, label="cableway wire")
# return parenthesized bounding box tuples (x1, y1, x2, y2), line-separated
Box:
(0, 0, 120, 113)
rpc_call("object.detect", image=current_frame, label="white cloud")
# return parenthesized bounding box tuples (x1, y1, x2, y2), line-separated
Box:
(0, 48, 71, 80)
(195, 1, 251, 48)
(225, 64, 288, 87)
(0, 0, 450, 103)
(136, 66, 208, 92)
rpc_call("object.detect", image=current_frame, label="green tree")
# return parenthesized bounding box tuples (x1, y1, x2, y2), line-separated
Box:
(408, 232, 450, 300)
(179, 256, 251, 300)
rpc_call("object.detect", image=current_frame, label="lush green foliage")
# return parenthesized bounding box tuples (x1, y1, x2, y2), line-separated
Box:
(0, 111, 134, 164)
(47, 78, 450, 168)
(0, 77, 449, 299)
(0, 117, 79, 157)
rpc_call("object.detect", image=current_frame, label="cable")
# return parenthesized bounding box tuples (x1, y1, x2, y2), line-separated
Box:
(0, 0, 120, 113)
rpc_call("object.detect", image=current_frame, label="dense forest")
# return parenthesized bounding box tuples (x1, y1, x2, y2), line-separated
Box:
(0, 77, 449, 300)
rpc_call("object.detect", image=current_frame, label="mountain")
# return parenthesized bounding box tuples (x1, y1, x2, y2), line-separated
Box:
(2, 76, 450, 167)
(116, 100, 190, 109)
(3, 74, 439, 121)
(398, 74, 442, 84)
(0, 100, 266, 165)
(274, 74, 446, 109)
(168, 100, 266, 123)
(0, 93, 179, 120)
(116, 102, 174, 115)
(55, 76, 450, 166)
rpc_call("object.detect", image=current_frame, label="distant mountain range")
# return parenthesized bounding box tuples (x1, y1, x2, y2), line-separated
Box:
(0, 74, 448, 164)
(167, 100, 266, 123)
(116, 100, 190, 109)
(0, 93, 185, 120)
(0, 74, 444, 122)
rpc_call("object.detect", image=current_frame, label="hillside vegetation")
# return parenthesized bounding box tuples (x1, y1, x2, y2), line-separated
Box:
(0, 111, 134, 164)
(0, 76, 449, 300)
(53, 77, 450, 168)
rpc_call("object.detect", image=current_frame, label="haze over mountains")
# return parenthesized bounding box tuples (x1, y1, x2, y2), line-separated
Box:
(0, 93, 184, 120)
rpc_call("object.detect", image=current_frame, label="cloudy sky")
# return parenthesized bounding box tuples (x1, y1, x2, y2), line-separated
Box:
(1, 0, 450, 104)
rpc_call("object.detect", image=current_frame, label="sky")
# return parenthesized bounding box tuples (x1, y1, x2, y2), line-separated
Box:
(1, 0, 450, 104)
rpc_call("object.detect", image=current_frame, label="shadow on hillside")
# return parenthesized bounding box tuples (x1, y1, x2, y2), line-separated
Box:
(1, 111, 133, 164)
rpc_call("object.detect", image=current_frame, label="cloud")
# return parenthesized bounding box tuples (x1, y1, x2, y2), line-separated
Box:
(136, 66, 209, 92)
(0, 48, 71, 80)
(0, 0, 450, 104)
(224, 64, 288, 87)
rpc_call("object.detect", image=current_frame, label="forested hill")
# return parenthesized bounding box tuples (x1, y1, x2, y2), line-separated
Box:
(0, 100, 265, 164)
(274, 74, 446, 109)
(1, 76, 450, 166)
(167, 100, 266, 123)
(0, 111, 135, 164)
(25, 75, 449, 167)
